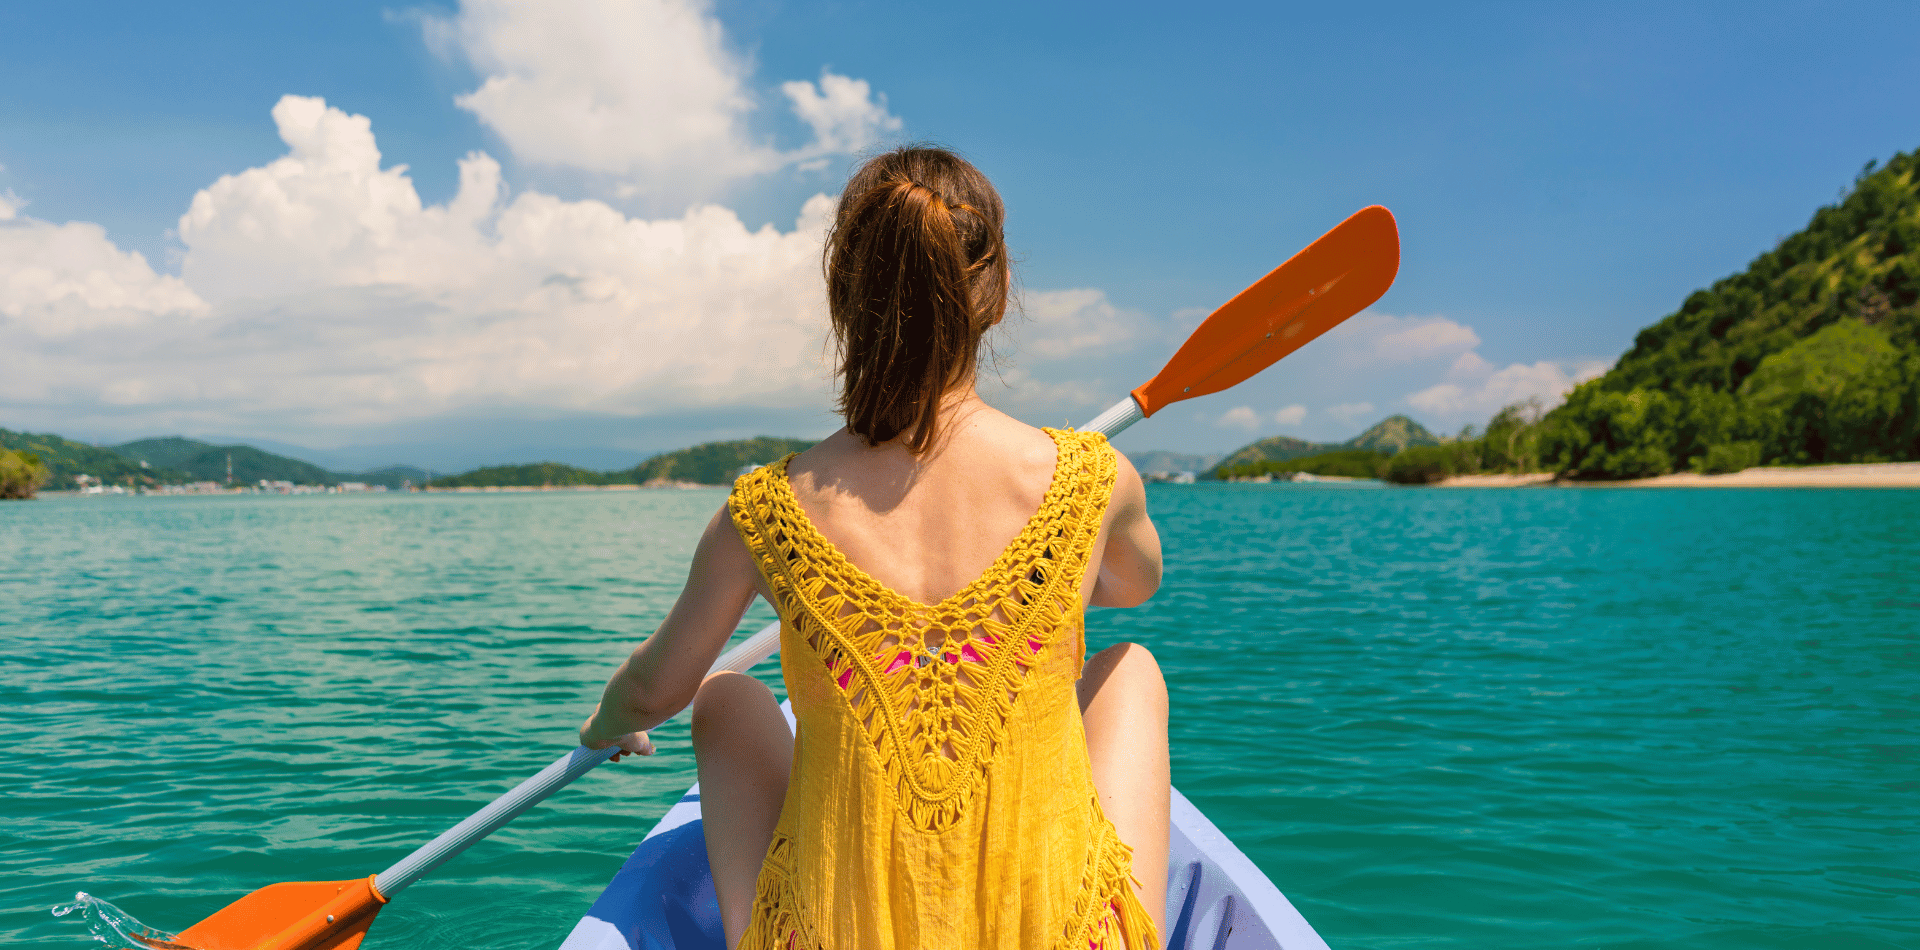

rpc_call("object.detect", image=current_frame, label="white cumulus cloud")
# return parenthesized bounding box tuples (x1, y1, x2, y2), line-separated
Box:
(783, 71, 902, 158)
(1014, 288, 1147, 362)
(178, 96, 506, 303)
(1211, 404, 1304, 432)
(0, 216, 207, 336)
(1216, 406, 1262, 431)
(1321, 312, 1481, 365)
(1408, 356, 1610, 420)
(1312, 309, 1609, 428)
(422, 0, 899, 201)
(0, 95, 841, 433)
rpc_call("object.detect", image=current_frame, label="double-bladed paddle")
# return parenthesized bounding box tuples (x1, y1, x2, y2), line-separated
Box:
(164, 204, 1398, 950)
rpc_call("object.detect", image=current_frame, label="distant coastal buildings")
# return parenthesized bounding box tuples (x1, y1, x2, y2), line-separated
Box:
(73, 478, 394, 496)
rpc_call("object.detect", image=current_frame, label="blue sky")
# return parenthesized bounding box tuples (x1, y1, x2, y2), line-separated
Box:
(3, 1, 1917, 470)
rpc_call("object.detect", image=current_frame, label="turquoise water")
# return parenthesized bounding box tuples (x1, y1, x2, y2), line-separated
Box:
(3, 485, 1915, 948)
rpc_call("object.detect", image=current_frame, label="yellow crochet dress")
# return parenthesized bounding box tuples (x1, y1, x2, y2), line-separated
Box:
(725, 427, 1158, 950)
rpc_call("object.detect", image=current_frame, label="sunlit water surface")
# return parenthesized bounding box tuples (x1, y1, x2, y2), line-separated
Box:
(3, 485, 1915, 948)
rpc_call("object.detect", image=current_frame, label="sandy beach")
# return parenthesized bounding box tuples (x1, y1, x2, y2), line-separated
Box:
(1433, 462, 1920, 488)
(1432, 473, 1560, 488)
(1615, 461, 1920, 487)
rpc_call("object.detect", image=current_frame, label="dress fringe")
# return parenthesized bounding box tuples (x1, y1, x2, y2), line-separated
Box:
(1062, 817, 1160, 950)
(738, 834, 819, 950)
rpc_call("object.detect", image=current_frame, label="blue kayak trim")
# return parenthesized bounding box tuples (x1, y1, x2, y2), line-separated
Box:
(570, 816, 724, 950)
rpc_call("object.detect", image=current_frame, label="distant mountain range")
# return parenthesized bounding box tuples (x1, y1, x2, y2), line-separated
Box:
(110, 437, 430, 489)
(3, 426, 814, 492)
(7, 417, 1441, 493)
(411, 437, 816, 488)
(113, 437, 342, 487)
(0, 428, 179, 490)
(0, 428, 433, 491)
(1125, 451, 1223, 475)
(1213, 415, 1442, 474)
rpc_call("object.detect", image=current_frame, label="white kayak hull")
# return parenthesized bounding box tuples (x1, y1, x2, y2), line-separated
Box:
(560, 707, 1327, 950)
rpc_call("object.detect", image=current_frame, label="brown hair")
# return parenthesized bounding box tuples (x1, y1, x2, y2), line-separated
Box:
(826, 146, 1009, 452)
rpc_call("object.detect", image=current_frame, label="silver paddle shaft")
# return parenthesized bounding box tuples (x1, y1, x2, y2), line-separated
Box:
(372, 394, 1148, 898)
(1082, 395, 1146, 440)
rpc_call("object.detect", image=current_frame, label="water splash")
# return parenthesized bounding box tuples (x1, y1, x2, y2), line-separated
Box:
(50, 893, 199, 949)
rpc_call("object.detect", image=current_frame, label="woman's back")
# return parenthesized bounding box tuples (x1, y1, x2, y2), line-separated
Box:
(784, 406, 1101, 608)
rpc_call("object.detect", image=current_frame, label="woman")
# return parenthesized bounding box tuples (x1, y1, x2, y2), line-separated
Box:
(579, 146, 1169, 950)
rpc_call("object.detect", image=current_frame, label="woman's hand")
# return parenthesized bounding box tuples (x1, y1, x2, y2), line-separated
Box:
(580, 706, 656, 762)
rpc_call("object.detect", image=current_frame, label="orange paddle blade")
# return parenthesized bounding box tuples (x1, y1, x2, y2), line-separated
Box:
(1131, 205, 1399, 417)
(174, 876, 386, 950)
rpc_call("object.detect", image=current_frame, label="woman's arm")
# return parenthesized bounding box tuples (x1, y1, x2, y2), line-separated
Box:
(579, 504, 760, 755)
(1091, 455, 1162, 609)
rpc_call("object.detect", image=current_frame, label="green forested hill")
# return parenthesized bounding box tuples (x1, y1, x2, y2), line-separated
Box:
(111, 439, 339, 486)
(1607, 156, 1920, 392)
(200, 445, 338, 486)
(0, 428, 186, 489)
(109, 438, 425, 488)
(430, 462, 609, 488)
(1543, 149, 1920, 476)
(629, 436, 816, 485)
(111, 437, 223, 471)
(1215, 415, 1440, 473)
(1345, 415, 1442, 454)
(424, 437, 818, 488)
(1215, 435, 1330, 470)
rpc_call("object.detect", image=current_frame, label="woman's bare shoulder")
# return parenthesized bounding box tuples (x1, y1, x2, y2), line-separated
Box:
(958, 409, 1061, 478)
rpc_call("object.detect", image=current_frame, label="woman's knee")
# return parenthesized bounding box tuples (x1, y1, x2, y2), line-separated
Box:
(690, 671, 776, 746)
(1082, 642, 1168, 713)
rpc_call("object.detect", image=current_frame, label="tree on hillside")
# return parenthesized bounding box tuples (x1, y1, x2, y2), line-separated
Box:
(1738, 319, 1914, 463)
(1481, 398, 1548, 472)
(1215, 449, 1388, 480)
(1378, 400, 1560, 484)
(1, 449, 51, 499)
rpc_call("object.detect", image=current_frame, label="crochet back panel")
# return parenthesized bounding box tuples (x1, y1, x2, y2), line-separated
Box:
(725, 427, 1158, 950)
(728, 427, 1116, 832)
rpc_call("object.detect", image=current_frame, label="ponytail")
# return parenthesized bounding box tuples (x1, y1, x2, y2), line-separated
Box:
(826, 146, 1009, 453)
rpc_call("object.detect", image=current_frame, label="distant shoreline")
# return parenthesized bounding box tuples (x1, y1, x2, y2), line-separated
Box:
(33, 480, 721, 498)
(1432, 461, 1920, 488)
(422, 481, 714, 492)
(33, 461, 1920, 498)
